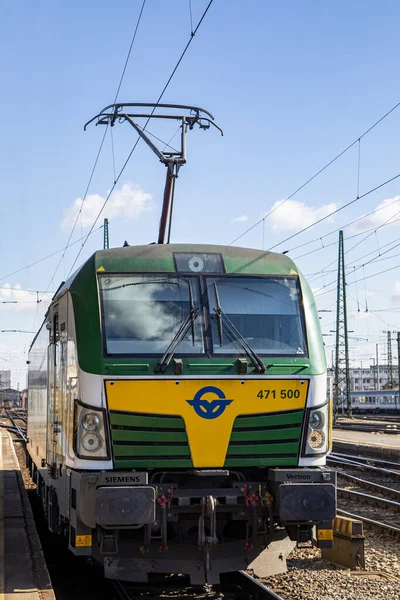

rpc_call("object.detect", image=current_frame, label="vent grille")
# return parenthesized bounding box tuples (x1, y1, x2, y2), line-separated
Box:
(109, 410, 304, 469)
(224, 410, 303, 467)
(109, 412, 193, 469)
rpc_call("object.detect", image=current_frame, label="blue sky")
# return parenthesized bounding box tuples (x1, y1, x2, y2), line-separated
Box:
(2, 0, 400, 387)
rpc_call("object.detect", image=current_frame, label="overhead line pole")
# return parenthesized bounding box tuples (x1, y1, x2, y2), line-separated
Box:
(388, 331, 394, 388)
(103, 218, 109, 249)
(334, 231, 352, 421)
(397, 332, 400, 411)
(376, 343, 380, 391)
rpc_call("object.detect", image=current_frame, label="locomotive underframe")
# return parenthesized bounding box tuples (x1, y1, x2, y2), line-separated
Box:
(61, 467, 336, 584)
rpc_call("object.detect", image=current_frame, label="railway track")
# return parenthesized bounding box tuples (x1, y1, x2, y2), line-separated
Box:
(327, 453, 400, 477)
(331, 449, 400, 536)
(6, 410, 27, 441)
(332, 451, 400, 470)
(0, 411, 27, 441)
(354, 414, 400, 422)
(337, 470, 400, 501)
(334, 421, 400, 434)
(337, 508, 400, 536)
(112, 571, 286, 600)
(338, 486, 400, 511)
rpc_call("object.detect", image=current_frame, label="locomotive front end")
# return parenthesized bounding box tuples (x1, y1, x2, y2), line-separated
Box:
(32, 244, 336, 585)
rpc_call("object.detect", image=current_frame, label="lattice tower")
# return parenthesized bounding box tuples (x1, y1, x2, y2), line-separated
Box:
(397, 332, 400, 410)
(334, 231, 352, 419)
(387, 331, 394, 388)
(104, 218, 109, 250)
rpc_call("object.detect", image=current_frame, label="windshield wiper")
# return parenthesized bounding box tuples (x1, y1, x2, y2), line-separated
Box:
(155, 281, 199, 374)
(213, 283, 266, 373)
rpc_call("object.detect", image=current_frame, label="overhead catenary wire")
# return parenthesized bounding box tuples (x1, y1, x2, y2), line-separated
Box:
(66, 0, 215, 278)
(304, 204, 400, 283)
(0, 226, 103, 285)
(290, 194, 400, 257)
(230, 100, 400, 246)
(42, 129, 109, 297)
(306, 244, 400, 280)
(0, 285, 53, 294)
(346, 293, 393, 328)
(266, 171, 400, 252)
(315, 258, 400, 299)
(295, 215, 400, 264)
(306, 226, 400, 278)
(113, 0, 147, 103)
(312, 234, 400, 296)
(7, 1, 211, 384)
(42, 1, 147, 297)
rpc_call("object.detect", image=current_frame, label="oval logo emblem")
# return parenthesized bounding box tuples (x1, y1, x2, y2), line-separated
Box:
(186, 386, 233, 419)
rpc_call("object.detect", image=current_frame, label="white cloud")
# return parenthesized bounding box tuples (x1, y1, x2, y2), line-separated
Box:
(61, 182, 152, 230)
(353, 195, 400, 232)
(266, 199, 339, 232)
(231, 215, 249, 224)
(0, 284, 52, 312)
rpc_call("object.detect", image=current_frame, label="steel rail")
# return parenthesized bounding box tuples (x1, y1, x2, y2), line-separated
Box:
(337, 486, 400, 510)
(337, 508, 400, 535)
(334, 422, 400, 434)
(236, 570, 286, 599)
(355, 414, 400, 422)
(5, 411, 27, 441)
(112, 572, 286, 600)
(0, 424, 24, 435)
(332, 452, 400, 469)
(327, 455, 400, 477)
(337, 470, 400, 501)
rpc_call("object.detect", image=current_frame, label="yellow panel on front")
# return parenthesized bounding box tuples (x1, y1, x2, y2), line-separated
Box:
(106, 379, 309, 468)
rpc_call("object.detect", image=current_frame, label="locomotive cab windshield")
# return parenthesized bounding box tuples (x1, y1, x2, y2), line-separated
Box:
(99, 272, 308, 359)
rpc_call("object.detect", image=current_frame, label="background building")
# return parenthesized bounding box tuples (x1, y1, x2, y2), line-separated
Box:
(0, 371, 11, 390)
(0, 387, 21, 408)
(327, 365, 396, 392)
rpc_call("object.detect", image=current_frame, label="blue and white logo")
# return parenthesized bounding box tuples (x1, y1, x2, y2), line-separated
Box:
(187, 386, 233, 419)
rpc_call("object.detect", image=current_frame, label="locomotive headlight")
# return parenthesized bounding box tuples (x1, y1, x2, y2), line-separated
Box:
(309, 410, 324, 429)
(74, 401, 109, 460)
(82, 413, 100, 431)
(81, 432, 102, 452)
(303, 402, 330, 456)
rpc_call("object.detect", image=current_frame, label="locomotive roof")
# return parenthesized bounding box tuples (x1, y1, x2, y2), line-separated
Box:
(55, 243, 299, 300)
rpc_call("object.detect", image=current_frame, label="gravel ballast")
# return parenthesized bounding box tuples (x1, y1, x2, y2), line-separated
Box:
(264, 529, 400, 600)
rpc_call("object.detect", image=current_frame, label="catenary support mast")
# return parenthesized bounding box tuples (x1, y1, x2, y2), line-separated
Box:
(334, 230, 351, 420)
(387, 331, 394, 388)
(397, 332, 400, 410)
(103, 218, 109, 249)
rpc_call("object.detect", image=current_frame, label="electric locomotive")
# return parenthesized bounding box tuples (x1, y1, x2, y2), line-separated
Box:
(26, 104, 336, 585)
(27, 243, 335, 584)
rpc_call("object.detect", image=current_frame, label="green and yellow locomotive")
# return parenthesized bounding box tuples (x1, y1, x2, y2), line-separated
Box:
(27, 103, 335, 584)
(27, 243, 336, 584)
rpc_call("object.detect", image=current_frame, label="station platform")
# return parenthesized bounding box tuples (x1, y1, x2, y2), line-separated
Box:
(0, 431, 54, 600)
(333, 429, 400, 460)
